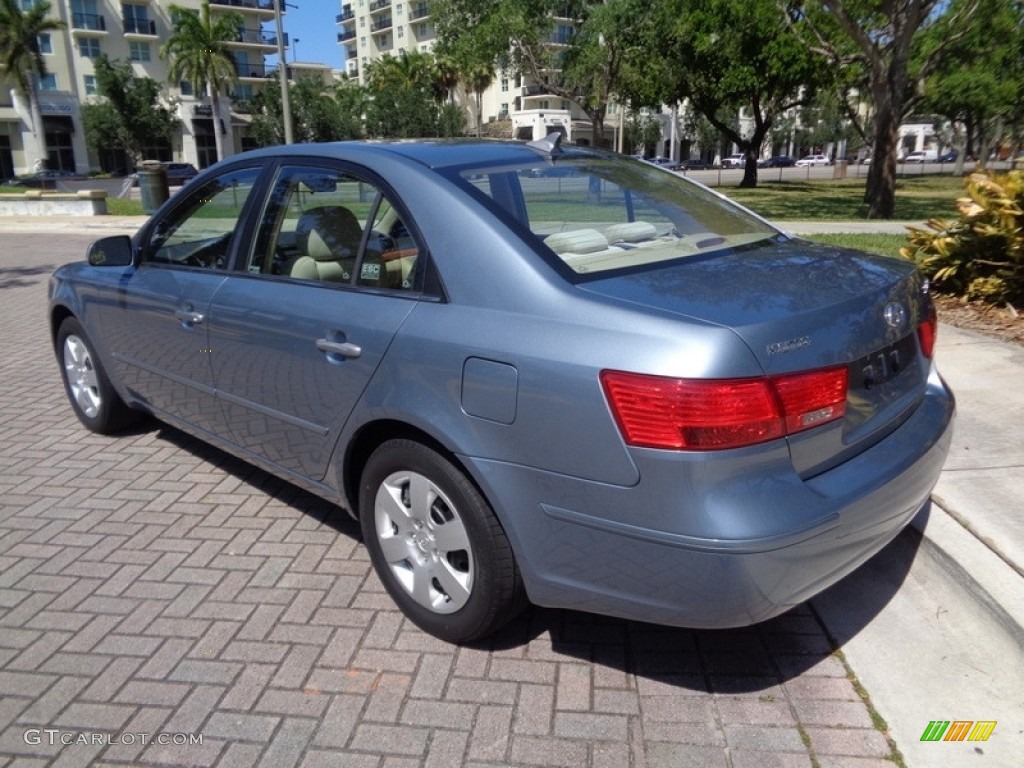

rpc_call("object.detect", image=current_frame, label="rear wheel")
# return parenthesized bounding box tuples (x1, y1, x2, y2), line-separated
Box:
(359, 439, 525, 643)
(57, 317, 136, 434)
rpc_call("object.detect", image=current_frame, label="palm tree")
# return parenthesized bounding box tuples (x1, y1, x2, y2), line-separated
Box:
(463, 61, 494, 138)
(0, 0, 65, 171)
(161, 1, 243, 163)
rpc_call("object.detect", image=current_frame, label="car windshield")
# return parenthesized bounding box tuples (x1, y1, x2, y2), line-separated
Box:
(447, 153, 779, 277)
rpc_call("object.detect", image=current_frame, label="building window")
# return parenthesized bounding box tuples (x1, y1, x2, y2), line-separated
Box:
(39, 73, 58, 91)
(561, 100, 569, 110)
(501, 78, 508, 92)
(84, 75, 97, 95)
(78, 38, 101, 58)
(37, 33, 52, 54)
(397, 26, 403, 38)
(122, 3, 153, 35)
(397, 3, 403, 15)
(129, 41, 151, 61)
(179, 80, 193, 96)
(539, 100, 549, 110)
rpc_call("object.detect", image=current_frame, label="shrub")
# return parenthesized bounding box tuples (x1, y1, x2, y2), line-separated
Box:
(901, 171, 1024, 306)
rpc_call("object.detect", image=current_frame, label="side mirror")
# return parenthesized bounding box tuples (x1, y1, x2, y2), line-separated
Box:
(87, 235, 134, 267)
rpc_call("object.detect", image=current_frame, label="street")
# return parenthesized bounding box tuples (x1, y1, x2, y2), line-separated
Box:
(1, 230, 1020, 767)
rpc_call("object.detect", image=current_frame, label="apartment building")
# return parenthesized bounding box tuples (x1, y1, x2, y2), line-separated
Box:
(1, 0, 293, 177)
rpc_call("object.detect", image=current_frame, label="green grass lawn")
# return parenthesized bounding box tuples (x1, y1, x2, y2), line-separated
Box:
(726, 176, 965, 221)
(805, 233, 910, 258)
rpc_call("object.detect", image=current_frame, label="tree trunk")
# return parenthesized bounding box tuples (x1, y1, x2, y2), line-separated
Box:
(865, 94, 900, 219)
(27, 76, 49, 169)
(209, 83, 225, 163)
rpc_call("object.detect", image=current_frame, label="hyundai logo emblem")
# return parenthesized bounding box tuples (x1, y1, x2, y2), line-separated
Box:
(884, 302, 906, 331)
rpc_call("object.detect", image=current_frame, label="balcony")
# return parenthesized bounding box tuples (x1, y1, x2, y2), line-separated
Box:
(369, 0, 391, 12)
(123, 18, 157, 36)
(232, 29, 284, 47)
(237, 63, 273, 79)
(371, 16, 392, 32)
(409, 4, 429, 20)
(336, 9, 354, 22)
(209, 0, 275, 15)
(338, 30, 356, 42)
(71, 13, 106, 34)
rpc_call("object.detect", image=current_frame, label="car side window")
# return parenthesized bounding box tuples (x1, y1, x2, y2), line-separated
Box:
(249, 165, 422, 292)
(144, 168, 261, 269)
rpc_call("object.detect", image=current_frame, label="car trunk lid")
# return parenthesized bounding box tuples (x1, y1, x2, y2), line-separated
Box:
(580, 239, 934, 474)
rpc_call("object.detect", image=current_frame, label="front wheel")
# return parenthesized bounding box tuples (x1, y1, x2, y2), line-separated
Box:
(359, 439, 526, 643)
(57, 317, 137, 434)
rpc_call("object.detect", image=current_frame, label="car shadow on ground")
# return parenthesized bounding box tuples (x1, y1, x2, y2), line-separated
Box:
(151, 419, 923, 690)
(0, 264, 57, 291)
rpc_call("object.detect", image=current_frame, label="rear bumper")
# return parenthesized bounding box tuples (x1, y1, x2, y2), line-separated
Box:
(467, 369, 955, 628)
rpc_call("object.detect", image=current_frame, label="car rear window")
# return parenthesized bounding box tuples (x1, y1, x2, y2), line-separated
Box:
(452, 155, 778, 276)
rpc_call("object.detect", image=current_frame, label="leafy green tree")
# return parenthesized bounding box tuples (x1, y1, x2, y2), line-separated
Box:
(918, 0, 1023, 170)
(0, 0, 64, 170)
(81, 55, 177, 169)
(161, 1, 243, 163)
(248, 75, 366, 146)
(790, 0, 982, 218)
(432, 0, 631, 148)
(621, 0, 826, 187)
(626, 111, 663, 156)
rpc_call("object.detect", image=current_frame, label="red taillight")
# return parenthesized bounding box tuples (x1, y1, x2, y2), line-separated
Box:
(918, 306, 937, 359)
(601, 367, 848, 451)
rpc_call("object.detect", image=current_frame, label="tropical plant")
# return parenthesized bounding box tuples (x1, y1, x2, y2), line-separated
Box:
(0, 0, 65, 170)
(81, 55, 177, 169)
(902, 171, 1024, 305)
(161, 1, 244, 163)
(364, 51, 463, 138)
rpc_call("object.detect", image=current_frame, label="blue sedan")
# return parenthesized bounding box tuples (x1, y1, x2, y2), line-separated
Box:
(49, 136, 954, 643)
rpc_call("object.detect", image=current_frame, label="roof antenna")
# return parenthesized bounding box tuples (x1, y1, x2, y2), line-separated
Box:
(526, 131, 563, 156)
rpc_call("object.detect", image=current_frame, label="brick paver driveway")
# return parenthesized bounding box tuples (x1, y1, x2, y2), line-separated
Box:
(1, 231, 897, 767)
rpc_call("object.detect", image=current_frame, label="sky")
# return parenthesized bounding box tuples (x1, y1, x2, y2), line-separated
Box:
(277, 4, 346, 70)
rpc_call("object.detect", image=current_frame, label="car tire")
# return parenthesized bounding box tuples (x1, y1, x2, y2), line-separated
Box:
(359, 439, 526, 643)
(57, 317, 137, 434)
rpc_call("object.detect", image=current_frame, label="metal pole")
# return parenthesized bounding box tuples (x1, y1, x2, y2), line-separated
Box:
(274, 0, 293, 144)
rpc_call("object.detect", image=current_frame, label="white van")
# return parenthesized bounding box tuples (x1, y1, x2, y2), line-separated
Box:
(903, 150, 938, 163)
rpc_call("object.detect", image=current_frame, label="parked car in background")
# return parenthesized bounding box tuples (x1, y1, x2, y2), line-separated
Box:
(681, 158, 712, 170)
(721, 154, 745, 169)
(49, 136, 954, 643)
(795, 154, 832, 166)
(758, 155, 795, 168)
(2, 169, 88, 189)
(937, 150, 959, 163)
(902, 150, 938, 163)
(642, 156, 682, 171)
